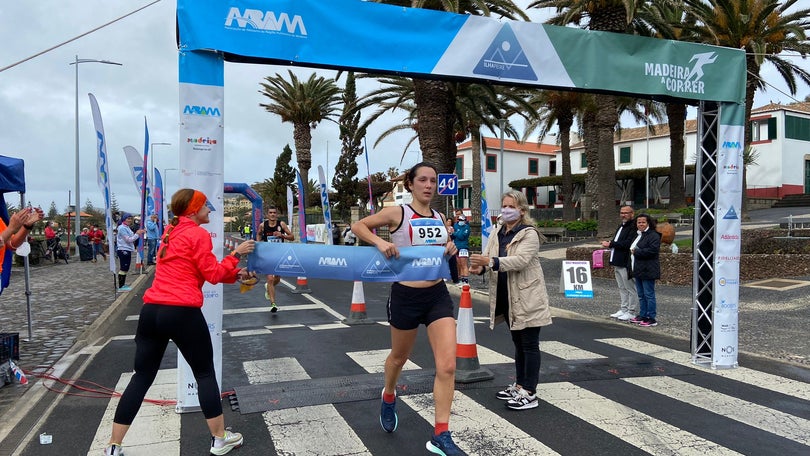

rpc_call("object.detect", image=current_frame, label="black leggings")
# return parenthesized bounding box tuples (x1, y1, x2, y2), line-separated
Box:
(114, 304, 222, 425)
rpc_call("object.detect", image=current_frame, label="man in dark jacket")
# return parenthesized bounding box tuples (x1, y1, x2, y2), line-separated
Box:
(601, 206, 637, 320)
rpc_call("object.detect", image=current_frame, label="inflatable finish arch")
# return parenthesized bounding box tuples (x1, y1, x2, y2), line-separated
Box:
(224, 182, 262, 237)
(174, 0, 747, 410)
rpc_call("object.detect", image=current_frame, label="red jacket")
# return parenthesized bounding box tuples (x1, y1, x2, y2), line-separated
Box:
(143, 217, 239, 308)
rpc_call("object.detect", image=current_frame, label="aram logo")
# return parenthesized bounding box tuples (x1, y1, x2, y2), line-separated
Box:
(644, 51, 717, 95)
(318, 257, 348, 268)
(722, 206, 739, 220)
(224, 7, 307, 37)
(183, 105, 221, 117)
(722, 141, 742, 149)
(473, 23, 537, 81)
(411, 257, 443, 268)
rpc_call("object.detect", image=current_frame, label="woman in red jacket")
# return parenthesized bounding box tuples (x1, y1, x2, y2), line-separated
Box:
(104, 189, 255, 456)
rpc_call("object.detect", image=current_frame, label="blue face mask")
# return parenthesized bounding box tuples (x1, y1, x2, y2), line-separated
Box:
(458, 221, 466, 226)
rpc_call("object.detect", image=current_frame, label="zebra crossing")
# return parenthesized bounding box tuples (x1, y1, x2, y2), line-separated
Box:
(83, 325, 810, 455)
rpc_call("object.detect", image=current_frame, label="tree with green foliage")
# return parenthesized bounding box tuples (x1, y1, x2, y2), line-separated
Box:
(259, 71, 342, 190)
(332, 72, 366, 221)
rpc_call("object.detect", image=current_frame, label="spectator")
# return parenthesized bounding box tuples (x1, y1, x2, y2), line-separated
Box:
(342, 226, 357, 245)
(90, 224, 107, 263)
(0, 206, 44, 272)
(629, 214, 662, 327)
(601, 206, 638, 321)
(115, 214, 145, 291)
(469, 190, 551, 411)
(145, 213, 160, 266)
(104, 188, 255, 456)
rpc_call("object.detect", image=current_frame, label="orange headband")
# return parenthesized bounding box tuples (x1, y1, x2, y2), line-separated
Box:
(182, 190, 207, 217)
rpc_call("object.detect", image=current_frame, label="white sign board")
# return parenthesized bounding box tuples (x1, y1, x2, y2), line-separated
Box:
(560, 260, 594, 298)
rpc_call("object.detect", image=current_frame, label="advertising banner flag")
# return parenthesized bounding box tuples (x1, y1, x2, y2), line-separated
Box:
(89, 93, 117, 274)
(123, 145, 145, 195)
(480, 149, 493, 251)
(154, 169, 164, 231)
(317, 165, 333, 245)
(296, 170, 307, 243)
(286, 186, 293, 228)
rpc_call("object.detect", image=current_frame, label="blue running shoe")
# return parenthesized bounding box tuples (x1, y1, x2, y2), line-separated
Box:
(379, 388, 398, 433)
(426, 431, 467, 456)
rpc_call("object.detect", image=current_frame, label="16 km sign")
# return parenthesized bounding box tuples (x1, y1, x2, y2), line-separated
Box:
(437, 173, 458, 196)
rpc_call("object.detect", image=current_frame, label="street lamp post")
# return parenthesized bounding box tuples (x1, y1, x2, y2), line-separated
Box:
(70, 55, 122, 256)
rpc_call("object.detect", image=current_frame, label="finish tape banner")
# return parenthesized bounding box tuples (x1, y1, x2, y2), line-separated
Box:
(248, 243, 451, 282)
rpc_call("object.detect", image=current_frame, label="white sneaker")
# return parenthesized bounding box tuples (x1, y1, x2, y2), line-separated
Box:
(103, 444, 123, 456)
(610, 310, 624, 318)
(506, 388, 538, 410)
(210, 429, 243, 455)
(617, 311, 634, 321)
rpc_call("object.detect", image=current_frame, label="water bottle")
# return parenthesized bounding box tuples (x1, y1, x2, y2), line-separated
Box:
(9, 360, 28, 385)
(671, 244, 679, 253)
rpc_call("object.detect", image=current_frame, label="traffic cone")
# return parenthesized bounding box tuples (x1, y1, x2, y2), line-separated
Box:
(455, 284, 493, 383)
(343, 281, 374, 325)
(291, 276, 312, 294)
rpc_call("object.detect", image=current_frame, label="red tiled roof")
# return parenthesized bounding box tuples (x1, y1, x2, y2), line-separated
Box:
(456, 137, 557, 156)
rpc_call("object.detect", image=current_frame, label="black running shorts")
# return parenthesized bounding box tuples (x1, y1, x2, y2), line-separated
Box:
(388, 281, 454, 330)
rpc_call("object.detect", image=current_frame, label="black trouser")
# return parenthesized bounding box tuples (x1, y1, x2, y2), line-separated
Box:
(114, 304, 222, 425)
(510, 326, 542, 394)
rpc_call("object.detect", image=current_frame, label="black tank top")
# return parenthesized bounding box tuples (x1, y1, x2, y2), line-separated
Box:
(260, 221, 285, 242)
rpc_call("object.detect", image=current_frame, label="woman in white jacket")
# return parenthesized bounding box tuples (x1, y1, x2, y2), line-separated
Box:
(470, 190, 551, 411)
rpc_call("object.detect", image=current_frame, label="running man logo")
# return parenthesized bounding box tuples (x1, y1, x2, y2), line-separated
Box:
(644, 51, 718, 95)
(473, 24, 537, 81)
(224, 7, 307, 36)
(183, 105, 221, 117)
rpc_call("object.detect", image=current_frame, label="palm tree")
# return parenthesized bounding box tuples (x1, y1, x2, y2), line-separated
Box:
(530, 0, 645, 236)
(683, 0, 810, 216)
(259, 70, 342, 188)
(522, 90, 589, 221)
(371, 1, 529, 178)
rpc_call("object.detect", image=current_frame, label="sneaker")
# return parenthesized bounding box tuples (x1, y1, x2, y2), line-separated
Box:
(264, 283, 271, 301)
(210, 429, 243, 455)
(118, 286, 132, 292)
(103, 444, 123, 456)
(639, 318, 658, 327)
(628, 315, 645, 324)
(506, 388, 539, 410)
(617, 311, 634, 321)
(380, 388, 398, 432)
(426, 431, 467, 456)
(610, 310, 624, 318)
(495, 383, 519, 400)
(270, 302, 278, 313)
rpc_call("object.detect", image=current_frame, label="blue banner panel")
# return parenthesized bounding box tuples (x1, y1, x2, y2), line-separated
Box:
(247, 243, 452, 282)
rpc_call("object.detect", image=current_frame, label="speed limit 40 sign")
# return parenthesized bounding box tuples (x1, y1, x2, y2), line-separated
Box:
(437, 173, 458, 196)
(560, 260, 594, 298)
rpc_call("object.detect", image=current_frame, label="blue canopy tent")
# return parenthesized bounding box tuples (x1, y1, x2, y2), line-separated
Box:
(0, 155, 33, 339)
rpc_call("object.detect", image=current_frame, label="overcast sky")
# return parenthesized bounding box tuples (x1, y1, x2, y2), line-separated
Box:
(2, 0, 808, 213)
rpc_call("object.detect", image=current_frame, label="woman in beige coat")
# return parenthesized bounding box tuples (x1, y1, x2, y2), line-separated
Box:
(470, 190, 551, 411)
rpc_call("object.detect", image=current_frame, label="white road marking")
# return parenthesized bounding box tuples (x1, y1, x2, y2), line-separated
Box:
(228, 328, 272, 337)
(539, 382, 742, 455)
(625, 376, 810, 445)
(542, 341, 607, 360)
(346, 349, 420, 374)
(245, 357, 369, 455)
(87, 369, 180, 456)
(598, 338, 810, 401)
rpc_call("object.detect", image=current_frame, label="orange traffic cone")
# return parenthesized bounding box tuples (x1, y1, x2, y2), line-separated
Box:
(455, 284, 493, 383)
(343, 281, 374, 325)
(291, 276, 312, 294)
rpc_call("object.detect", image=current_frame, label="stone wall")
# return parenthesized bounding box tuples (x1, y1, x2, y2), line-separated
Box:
(567, 247, 810, 286)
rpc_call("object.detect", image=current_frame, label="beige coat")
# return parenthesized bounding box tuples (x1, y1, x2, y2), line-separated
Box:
(483, 225, 552, 331)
